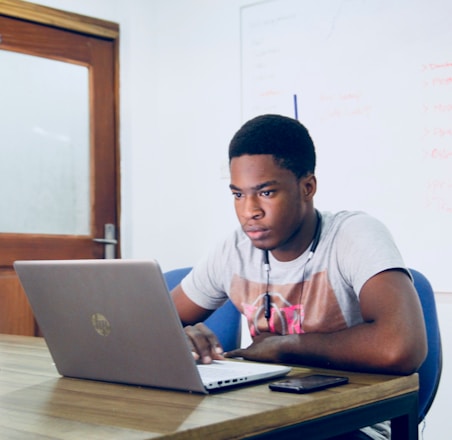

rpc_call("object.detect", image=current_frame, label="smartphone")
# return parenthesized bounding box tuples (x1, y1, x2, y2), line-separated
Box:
(269, 374, 349, 394)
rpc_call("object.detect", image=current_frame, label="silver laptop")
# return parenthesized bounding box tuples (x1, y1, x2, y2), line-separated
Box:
(14, 259, 290, 393)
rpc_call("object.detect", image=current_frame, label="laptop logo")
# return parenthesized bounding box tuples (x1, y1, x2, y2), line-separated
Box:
(91, 313, 111, 336)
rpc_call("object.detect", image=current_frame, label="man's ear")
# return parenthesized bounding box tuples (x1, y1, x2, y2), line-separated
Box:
(300, 174, 317, 200)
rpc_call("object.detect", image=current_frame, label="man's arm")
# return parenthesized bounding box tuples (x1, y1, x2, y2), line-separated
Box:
(171, 285, 225, 364)
(226, 269, 427, 375)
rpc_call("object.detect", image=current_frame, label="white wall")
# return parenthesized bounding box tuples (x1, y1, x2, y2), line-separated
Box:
(24, 1, 451, 438)
(117, 0, 245, 271)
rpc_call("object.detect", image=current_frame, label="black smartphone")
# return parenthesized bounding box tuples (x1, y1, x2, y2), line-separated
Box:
(269, 374, 349, 394)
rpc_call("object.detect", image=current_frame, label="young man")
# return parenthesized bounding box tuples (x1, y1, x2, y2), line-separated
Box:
(171, 114, 427, 439)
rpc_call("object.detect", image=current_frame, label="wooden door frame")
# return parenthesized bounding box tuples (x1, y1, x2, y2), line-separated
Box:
(0, 0, 121, 263)
(0, 0, 119, 38)
(0, 0, 120, 335)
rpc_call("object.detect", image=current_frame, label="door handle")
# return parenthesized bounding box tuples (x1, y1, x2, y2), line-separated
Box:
(92, 238, 117, 244)
(93, 223, 117, 259)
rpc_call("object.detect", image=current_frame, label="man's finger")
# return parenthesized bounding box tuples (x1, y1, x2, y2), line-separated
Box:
(224, 348, 244, 359)
(184, 323, 224, 364)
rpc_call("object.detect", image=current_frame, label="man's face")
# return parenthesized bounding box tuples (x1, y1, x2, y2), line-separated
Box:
(229, 154, 314, 261)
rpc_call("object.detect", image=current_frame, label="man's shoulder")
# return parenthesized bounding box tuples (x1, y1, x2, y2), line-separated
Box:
(321, 210, 369, 223)
(320, 210, 390, 246)
(321, 210, 371, 231)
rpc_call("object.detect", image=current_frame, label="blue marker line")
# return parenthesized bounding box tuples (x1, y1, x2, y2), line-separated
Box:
(293, 94, 298, 120)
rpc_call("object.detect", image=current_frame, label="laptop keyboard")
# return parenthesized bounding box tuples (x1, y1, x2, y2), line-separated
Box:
(198, 360, 270, 381)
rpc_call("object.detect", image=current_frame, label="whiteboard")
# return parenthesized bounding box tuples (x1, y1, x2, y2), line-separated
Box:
(241, 0, 452, 292)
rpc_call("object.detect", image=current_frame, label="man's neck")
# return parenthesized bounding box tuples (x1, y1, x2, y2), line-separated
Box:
(270, 209, 320, 262)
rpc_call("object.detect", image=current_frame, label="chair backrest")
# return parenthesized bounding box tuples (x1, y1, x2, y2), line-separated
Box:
(163, 267, 241, 352)
(409, 268, 442, 422)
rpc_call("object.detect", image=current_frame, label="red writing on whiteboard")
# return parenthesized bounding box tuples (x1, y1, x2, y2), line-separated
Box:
(431, 77, 452, 86)
(422, 62, 452, 71)
(425, 179, 452, 214)
(427, 179, 452, 191)
(319, 91, 372, 121)
(426, 148, 452, 160)
(260, 89, 281, 97)
(320, 92, 362, 101)
(423, 77, 452, 87)
(423, 128, 452, 137)
(423, 104, 452, 113)
(324, 106, 372, 119)
(425, 196, 452, 214)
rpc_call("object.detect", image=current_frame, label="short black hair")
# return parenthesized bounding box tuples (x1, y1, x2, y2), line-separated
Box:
(228, 114, 316, 179)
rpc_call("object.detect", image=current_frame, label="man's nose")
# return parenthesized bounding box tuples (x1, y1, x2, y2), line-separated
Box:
(243, 195, 264, 219)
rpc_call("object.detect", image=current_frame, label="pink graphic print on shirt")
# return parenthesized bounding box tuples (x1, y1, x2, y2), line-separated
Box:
(242, 293, 304, 337)
(230, 271, 347, 337)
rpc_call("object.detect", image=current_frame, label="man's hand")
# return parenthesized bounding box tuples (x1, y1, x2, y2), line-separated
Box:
(172, 285, 224, 364)
(225, 332, 282, 363)
(184, 322, 225, 364)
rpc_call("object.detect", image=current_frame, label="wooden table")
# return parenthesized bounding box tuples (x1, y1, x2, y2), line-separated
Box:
(0, 334, 418, 439)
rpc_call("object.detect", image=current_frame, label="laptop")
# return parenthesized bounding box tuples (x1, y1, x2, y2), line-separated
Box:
(14, 259, 290, 394)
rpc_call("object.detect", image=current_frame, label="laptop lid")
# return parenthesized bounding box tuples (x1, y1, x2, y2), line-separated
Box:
(14, 259, 290, 393)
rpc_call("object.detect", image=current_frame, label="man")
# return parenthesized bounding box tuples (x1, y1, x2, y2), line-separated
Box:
(171, 114, 427, 439)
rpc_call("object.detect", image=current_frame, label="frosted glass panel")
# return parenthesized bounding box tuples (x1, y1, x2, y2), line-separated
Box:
(0, 51, 90, 235)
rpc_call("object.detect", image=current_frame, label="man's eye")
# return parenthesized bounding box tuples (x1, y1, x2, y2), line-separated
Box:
(261, 190, 273, 197)
(232, 192, 242, 199)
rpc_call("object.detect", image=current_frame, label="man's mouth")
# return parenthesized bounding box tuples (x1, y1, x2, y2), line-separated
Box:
(244, 226, 270, 241)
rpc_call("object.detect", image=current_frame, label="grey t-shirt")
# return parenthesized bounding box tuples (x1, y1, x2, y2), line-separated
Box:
(182, 210, 408, 337)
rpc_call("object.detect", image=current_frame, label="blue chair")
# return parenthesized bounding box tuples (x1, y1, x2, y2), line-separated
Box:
(163, 267, 241, 352)
(409, 268, 442, 422)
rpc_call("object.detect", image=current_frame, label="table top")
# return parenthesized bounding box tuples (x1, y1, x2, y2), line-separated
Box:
(0, 334, 418, 439)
